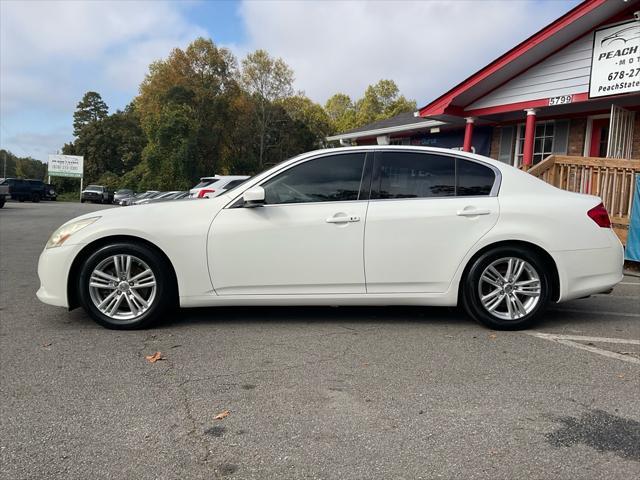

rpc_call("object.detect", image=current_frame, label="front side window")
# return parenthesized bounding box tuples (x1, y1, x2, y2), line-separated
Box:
(263, 153, 366, 205)
(373, 152, 455, 199)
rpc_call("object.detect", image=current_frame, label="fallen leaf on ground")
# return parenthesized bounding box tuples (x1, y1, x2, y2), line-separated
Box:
(41, 342, 52, 347)
(488, 334, 497, 339)
(214, 410, 231, 420)
(145, 352, 164, 363)
(617, 374, 625, 379)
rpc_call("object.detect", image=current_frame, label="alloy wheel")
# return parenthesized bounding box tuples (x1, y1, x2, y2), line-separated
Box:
(88, 254, 157, 321)
(478, 256, 541, 321)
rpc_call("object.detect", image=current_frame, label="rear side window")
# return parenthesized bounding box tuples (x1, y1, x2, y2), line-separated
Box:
(194, 179, 218, 188)
(372, 152, 455, 199)
(223, 179, 246, 191)
(263, 153, 366, 205)
(455, 159, 495, 196)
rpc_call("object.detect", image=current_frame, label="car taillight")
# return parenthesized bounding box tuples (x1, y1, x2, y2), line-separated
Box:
(587, 202, 611, 228)
(197, 189, 215, 198)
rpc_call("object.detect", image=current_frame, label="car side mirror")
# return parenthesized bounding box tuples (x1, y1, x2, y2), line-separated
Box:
(243, 186, 265, 207)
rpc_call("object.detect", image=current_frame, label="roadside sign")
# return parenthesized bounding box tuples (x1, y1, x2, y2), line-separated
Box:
(48, 154, 84, 178)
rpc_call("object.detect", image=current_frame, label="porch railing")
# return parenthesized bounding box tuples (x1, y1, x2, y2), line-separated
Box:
(525, 155, 640, 245)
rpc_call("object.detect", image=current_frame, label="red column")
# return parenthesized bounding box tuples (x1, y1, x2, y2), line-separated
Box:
(522, 108, 537, 169)
(462, 117, 474, 152)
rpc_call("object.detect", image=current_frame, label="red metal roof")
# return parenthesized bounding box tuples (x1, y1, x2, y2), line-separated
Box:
(418, 0, 637, 118)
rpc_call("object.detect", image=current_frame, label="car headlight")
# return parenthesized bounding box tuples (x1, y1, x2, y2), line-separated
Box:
(46, 217, 100, 249)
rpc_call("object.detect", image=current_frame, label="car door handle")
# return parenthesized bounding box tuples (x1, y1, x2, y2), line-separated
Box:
(326, 214, 360, 223)
(456, 208, 491, 216)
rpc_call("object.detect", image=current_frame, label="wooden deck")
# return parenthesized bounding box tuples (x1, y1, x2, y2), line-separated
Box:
(525, 155, 640, 245)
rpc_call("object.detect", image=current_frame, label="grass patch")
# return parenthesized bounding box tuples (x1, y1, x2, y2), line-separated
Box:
(57, 191, 81, 202)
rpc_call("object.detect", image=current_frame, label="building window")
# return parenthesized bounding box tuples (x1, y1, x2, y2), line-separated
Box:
(515, 120, 554, 166)
(390, 137, 411, 145)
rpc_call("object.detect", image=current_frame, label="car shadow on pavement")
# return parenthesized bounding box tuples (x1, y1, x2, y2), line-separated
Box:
(162, 305, 475, 330)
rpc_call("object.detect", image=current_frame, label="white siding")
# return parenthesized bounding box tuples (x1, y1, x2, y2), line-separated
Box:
(468, 34, 593, 110)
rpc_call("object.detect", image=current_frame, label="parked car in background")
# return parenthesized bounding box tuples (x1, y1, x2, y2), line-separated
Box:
(36, 146, 623, 330)
(0, 181, 9, 208)
(133, 191, 181, 205)
(131, 191, 164, 206)
(81, 185, 113, 204)
(114, 189, 135, 204)
(26, 179, 47, 202)
(44, 183, 57, 201)
(189, 175, 249, 198)
(145, 191, 189, 204)
(119, 191, 159, 206)
(1, 178, 39, 202)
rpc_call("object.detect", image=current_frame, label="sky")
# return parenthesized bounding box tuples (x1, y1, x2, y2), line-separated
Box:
(0, 0, 581, 162)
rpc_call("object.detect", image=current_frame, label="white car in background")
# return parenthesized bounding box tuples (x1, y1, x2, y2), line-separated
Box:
(189, 175, 249, 198)
(37, 146, 623, 331)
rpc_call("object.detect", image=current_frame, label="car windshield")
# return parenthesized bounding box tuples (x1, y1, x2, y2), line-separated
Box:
(86, 185, 101, 191)
(115, 189, 132, 195)
(193, 178, 219, 188)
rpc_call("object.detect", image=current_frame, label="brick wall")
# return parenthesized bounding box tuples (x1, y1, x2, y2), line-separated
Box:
(567, 117, 587, 156)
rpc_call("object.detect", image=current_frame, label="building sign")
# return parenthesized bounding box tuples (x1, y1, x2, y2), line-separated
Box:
(48, 154, 84, 178)
(589, 20, 640, 98)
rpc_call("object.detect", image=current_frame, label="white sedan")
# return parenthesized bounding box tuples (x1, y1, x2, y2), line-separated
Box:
(37, 147, 624, 330)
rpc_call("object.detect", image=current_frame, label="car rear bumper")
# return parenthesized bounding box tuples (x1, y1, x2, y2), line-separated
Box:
(554, 231, 624, 302)
(36, 244, 83, 308)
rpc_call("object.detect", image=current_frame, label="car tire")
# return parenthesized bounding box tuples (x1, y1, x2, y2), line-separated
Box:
(18, 195, 26, 202)
(80, 199, 85, 203)
(31, 193, 41, 203)
(461, 246, 551, 331)
(0, 198, 5, 208)
(77, 242, 176, 330)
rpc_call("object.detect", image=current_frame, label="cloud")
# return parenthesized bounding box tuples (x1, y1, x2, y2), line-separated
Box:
(0, 0, 207, 160)
(238, 0, 579, 105)
(1, 1, 206, 114)
(2, 131, 71, 161)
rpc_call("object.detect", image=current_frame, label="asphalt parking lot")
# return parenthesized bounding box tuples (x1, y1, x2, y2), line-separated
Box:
(1, 201, 639, 480)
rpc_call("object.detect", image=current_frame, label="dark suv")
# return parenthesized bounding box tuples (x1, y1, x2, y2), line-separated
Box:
(0, 178, 43, 202)
(43, 183, 57, 201)
(26, 179, 47, 202)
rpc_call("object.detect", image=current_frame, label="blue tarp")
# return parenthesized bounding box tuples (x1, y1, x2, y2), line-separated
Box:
(625, 174, 640, 262)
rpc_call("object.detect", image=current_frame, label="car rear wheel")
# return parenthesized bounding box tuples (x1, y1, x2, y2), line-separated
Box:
(461, 246, 551, 330)
(31, 193, 40, 203)
(77, 242, 176, 329)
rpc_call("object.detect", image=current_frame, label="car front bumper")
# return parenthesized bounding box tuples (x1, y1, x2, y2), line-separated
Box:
(36, 243, 84, 308)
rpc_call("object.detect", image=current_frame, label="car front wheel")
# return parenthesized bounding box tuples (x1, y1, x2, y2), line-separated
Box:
(461, 246, 551, 330)
(77, 242, 176, 329)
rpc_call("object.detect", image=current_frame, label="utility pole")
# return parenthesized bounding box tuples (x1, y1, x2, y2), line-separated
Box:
(3, 150, 6, 179)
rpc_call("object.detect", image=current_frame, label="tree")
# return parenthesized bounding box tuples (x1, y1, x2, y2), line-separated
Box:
(324, 93, 356, 133)
(280, 95, 331, 148)
(136, 38, 238, 183)
(73, 107, 146, 182)
(73, 91, 109, 136)
(355, 79, 416, 127)
(325, 80, 416, 135)
(241, 50, 294, 169)
(0, 150, 47, 179)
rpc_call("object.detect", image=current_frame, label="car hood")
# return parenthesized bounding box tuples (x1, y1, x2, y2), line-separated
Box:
(58, 195, 232, 247)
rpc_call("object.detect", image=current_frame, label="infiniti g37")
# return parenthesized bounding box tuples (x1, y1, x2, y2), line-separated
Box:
(37, 147, 624, 330)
